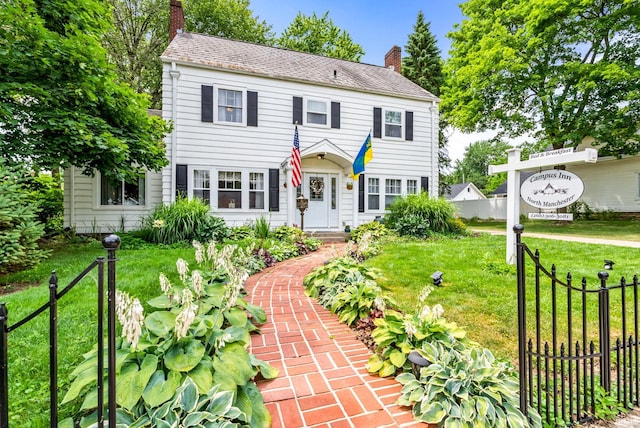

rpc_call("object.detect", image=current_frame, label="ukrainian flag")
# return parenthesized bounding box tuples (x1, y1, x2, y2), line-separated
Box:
(350, 133, 373, 179)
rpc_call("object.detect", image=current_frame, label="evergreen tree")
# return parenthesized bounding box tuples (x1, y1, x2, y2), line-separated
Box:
(402, 11, 450, 195)
(402, 12, 443, 96)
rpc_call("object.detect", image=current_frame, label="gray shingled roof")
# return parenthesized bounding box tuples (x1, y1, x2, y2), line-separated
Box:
(161, 33, 438, 102)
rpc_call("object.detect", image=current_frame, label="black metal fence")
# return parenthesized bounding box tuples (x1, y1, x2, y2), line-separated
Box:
(515, 225, 639, 426)
(0, 235, 121, 428)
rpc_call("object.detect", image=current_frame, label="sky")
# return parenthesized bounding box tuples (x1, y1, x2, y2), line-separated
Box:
(249, 0, 497, 163)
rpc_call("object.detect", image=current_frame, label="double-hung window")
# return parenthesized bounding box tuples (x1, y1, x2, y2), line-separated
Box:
(217, 88, 243, 124)
(384, 109, 403, 138)
(306, 99, 328, 126)
(385, 179, 401, 208)
(368, 177, 380, 210)
(218, 171, 242, 209)
(193, 170, 211, 204)
(100, 174, 145, 206)
(249, 172, 265, 209)
(407, 179, 418, 195)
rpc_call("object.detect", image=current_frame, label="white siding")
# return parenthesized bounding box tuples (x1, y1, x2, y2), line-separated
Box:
(567, 157, 640, 212)
(64, 168, 162, 233)
(161, 62, 438, 229)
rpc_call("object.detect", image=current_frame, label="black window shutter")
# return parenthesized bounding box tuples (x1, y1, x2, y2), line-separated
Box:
(331, 102, 340, 129)
(176, 164, 188, 198)
(201, 85, 213, 122)
(358, 174, 365, 213)
(405, 111, 413, 141)
(247, 91, 258, 127)
(421, 176, 429, 193)
(373, 107, 382, 138)
(293, 96, 303, 124)
(269, 168, 279, 211)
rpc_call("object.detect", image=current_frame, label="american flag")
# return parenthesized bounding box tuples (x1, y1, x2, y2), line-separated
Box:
(291, 126, 302, 187)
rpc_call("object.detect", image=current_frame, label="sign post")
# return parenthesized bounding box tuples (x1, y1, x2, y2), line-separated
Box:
(488, 148, 597, 264)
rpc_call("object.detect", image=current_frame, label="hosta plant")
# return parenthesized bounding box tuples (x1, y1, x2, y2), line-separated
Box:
(367, 287, 473, 377)
(303, 256, 380, 300)
(396, 342, 541, 428)
(60, 241, 277, 428)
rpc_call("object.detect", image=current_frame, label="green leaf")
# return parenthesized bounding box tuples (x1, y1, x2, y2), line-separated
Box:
(142, 370, 182, 408)
(116, 354, 158, 410)
(188, 359, 213, 394)
(366, 354, 384, 373)
(147, 294, 173, 309)
(250, 354, 279, 379)
(62, 365, 98, 404)
(212, 343, 256, 386)
(378, 360, 397, 378)
(224, 307, 248, 327)
(164, 338, 206, 372)
(145, 311, 177, 337)
(205, 388, 235, 416)
(389, 349, 407, 368)
(242, 382, 272, 428)
(177, 377, 199, 414)
(420, 401, 446, 424)
(395, 372, 416, 385)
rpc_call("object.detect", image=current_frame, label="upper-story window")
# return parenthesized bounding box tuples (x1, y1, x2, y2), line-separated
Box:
(306, 99, 328, 126)
(100, 174, 146, 206)
(384, 109, 403, 138)
(217, 88, 243, 123)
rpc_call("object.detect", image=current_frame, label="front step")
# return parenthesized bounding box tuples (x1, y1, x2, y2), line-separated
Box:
(305, 231, 351, 243)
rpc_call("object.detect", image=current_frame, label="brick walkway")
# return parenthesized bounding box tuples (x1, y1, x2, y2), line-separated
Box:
(246, 244, 425, 428)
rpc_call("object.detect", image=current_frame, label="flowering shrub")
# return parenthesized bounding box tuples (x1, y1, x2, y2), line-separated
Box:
(61, 241, 277, 427)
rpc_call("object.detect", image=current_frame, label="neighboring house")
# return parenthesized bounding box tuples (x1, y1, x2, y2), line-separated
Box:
(63, 0, 439, 233)
(444, 183, 486, 201)
(491, 172, 535, 198)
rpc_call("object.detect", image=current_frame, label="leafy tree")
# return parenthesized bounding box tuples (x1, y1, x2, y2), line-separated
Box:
(451, 140, 512, 194)
(104, 0, 167, 109)
(183, 0, 274, 44)
(443, 0, 640, 155)
(402, 11, 450, 195)
(104, 0, 273, 109)
(0, 0, 170, 181)
(276, 11, 364, 61)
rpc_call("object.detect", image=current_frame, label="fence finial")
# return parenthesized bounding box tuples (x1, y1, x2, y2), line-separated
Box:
(102, 234, 121, 250)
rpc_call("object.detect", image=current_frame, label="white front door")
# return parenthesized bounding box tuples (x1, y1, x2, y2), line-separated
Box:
(297, 173, 339, 229)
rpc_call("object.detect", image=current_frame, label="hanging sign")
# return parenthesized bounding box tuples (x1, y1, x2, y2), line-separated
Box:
(520, 170, 584, 209)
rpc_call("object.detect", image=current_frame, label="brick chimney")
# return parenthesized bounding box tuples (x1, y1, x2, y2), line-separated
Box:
(169, 0, 184, 42)
(384, 46, 402, 74)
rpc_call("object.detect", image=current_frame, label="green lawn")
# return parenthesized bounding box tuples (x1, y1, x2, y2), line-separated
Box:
(365, 233, 640, 362)
(3, 223, 640, 424)
(466, 218, 640, 241)
(1, 239, 196, 426)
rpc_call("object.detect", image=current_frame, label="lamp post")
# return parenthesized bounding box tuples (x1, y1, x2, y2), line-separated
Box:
(296, 195, 308, 231)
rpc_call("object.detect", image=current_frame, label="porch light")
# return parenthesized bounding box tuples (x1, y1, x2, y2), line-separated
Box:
(431, 271, 443, 286)
(604, 260, 615, 270)
(316, 152, 325, 160)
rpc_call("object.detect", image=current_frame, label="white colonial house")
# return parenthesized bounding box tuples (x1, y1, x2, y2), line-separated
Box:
(63, 1, 439, 233)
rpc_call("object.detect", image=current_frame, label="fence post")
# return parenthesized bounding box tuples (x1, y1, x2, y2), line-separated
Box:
(598, 271, 611, 392)
(514, 224, 528, 414)
(49, 271, 58, 428)
(0, 303, 8, 428)
(103, 235, 120, 427)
